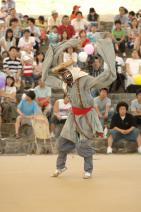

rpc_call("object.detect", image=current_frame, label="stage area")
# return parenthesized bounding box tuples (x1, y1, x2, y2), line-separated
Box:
(0, 154, 141, 212)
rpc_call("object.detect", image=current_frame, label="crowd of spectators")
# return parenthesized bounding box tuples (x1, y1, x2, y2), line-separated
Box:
(0, 1, 141, 153)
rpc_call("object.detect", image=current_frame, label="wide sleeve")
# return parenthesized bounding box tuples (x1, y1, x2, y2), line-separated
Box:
(86, 38, 116, 90)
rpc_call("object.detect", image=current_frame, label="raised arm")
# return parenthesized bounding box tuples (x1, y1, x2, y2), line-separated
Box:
(86, 38, 116, 90)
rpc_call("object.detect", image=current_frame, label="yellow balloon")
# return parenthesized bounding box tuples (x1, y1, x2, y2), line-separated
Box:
(133, 74, 141, 85)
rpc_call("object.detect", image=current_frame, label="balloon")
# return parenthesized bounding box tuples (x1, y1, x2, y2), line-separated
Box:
(78, 52, 88, 63)
(0, 76, 5, 89)
(84, 44, 94, 55)
(133, 74, 141, 85)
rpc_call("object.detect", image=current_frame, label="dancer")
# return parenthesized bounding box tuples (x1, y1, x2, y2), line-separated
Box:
(51, 61, 105, 179)
(42, 38, 116, 179)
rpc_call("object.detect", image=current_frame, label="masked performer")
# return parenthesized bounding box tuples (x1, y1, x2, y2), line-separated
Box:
(42, 38, 116, 179)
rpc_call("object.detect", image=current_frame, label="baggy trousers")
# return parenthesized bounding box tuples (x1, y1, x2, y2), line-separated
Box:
(56, 136, 95, 173)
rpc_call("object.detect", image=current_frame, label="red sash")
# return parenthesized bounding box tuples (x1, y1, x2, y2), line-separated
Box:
(72, 106, 93, 115)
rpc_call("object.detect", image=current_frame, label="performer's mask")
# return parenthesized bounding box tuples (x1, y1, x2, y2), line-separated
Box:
(60, 69, 73, 86)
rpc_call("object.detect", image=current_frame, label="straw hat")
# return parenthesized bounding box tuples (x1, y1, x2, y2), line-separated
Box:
(51, 59, 74, 74)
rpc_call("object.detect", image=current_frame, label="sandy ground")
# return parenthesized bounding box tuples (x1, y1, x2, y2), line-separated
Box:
(0, 154, 141, 212)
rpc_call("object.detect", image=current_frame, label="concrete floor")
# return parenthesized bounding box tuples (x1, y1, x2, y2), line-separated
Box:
(0, 154, 141, 212)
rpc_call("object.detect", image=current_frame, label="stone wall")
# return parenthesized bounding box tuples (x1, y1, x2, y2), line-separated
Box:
(0, 93, 138, 155)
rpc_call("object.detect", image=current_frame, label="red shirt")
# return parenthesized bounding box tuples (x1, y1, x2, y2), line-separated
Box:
(58, 24, 75, 39)
(81, 38, 90, 47)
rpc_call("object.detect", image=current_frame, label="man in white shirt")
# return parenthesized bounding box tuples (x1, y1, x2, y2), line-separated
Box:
(125, 49, 141, 91)
(18, 29, 35, 57)
(48, 10, 61, 31)
(71, 11, 89, 33)
(27, 17, 41, 48)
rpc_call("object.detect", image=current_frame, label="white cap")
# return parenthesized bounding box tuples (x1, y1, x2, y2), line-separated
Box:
(52, 10, 58, 14)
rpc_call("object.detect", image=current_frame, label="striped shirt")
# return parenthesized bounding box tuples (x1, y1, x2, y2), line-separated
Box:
(23, 64, 33, 77)
(3, 57, 22, 76)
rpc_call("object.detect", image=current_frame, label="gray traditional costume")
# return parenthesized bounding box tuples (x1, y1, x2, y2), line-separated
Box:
(42, 38, 116, 178)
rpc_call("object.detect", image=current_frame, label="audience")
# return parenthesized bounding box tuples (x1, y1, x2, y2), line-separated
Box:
(58, 15, 75, 39)
(71, 11, 89, 33)
(1, 75, 17, 122)
(47, 25, 59, 45)
(87, 8, 100, 28)
(112, 20, 126, 55)
(70, 5, 81, 20)
(48, 10, 61, 31)
(107, 101, 141, 154)
(125, 49, 141, 91)
(18, 29, 35, 58)
(79, 30, 90, 47)
(33, 52, 44, 81)
(21, 54, 34, 88)
(127, 18, 139, 49)
(3, 46, 22, 88)
(15, 90, 40, 139)
(94, 88, 112, 129)
(131, 89, 141, 125)
(0, 2, 141, 155)
(34, 77, 52, 117)
(27, 17, 41, 51)
(51, 94, 71, 137)
(114, 6, 129, 28)
(0, 28, 16, 53)
(63, 47, 77, 66)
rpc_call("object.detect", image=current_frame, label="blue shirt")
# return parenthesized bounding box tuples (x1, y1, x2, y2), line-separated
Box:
(34, 86, 51, 98)
(17, 99, 39, 116)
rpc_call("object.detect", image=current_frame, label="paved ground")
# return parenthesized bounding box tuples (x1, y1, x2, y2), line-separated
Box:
(0, 154, 141, 212)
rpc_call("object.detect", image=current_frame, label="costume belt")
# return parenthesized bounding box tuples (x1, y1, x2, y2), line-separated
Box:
(72, 106, 93, 115)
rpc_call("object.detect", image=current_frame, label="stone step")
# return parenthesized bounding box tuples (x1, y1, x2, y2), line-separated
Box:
(0, 137, 138, 155)
(93, 138, 137, 154)
(100, 21, 113, 32)
(0, 137, 57, 155)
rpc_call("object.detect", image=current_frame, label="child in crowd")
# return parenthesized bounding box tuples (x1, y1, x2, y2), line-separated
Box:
(15, 90, 40, 139)
(63, 46, 77, 67)
(60, 30, 69, 42)
(87, 24, 101, 43)
(112, 20, 126, 55)
(79, 29, 90, 47)
(47, 25, 59, 45)
(21, 55, 34, 88)
(33, 52, 45, 81)
(21, 15, 29, 29)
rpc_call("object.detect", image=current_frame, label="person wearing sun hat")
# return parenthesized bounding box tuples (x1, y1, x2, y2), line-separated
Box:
(70, 5, 81, 20)
(48, 10, 61, 31)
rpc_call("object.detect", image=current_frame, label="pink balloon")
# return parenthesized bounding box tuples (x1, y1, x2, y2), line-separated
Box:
(84, 44, 94, 55)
